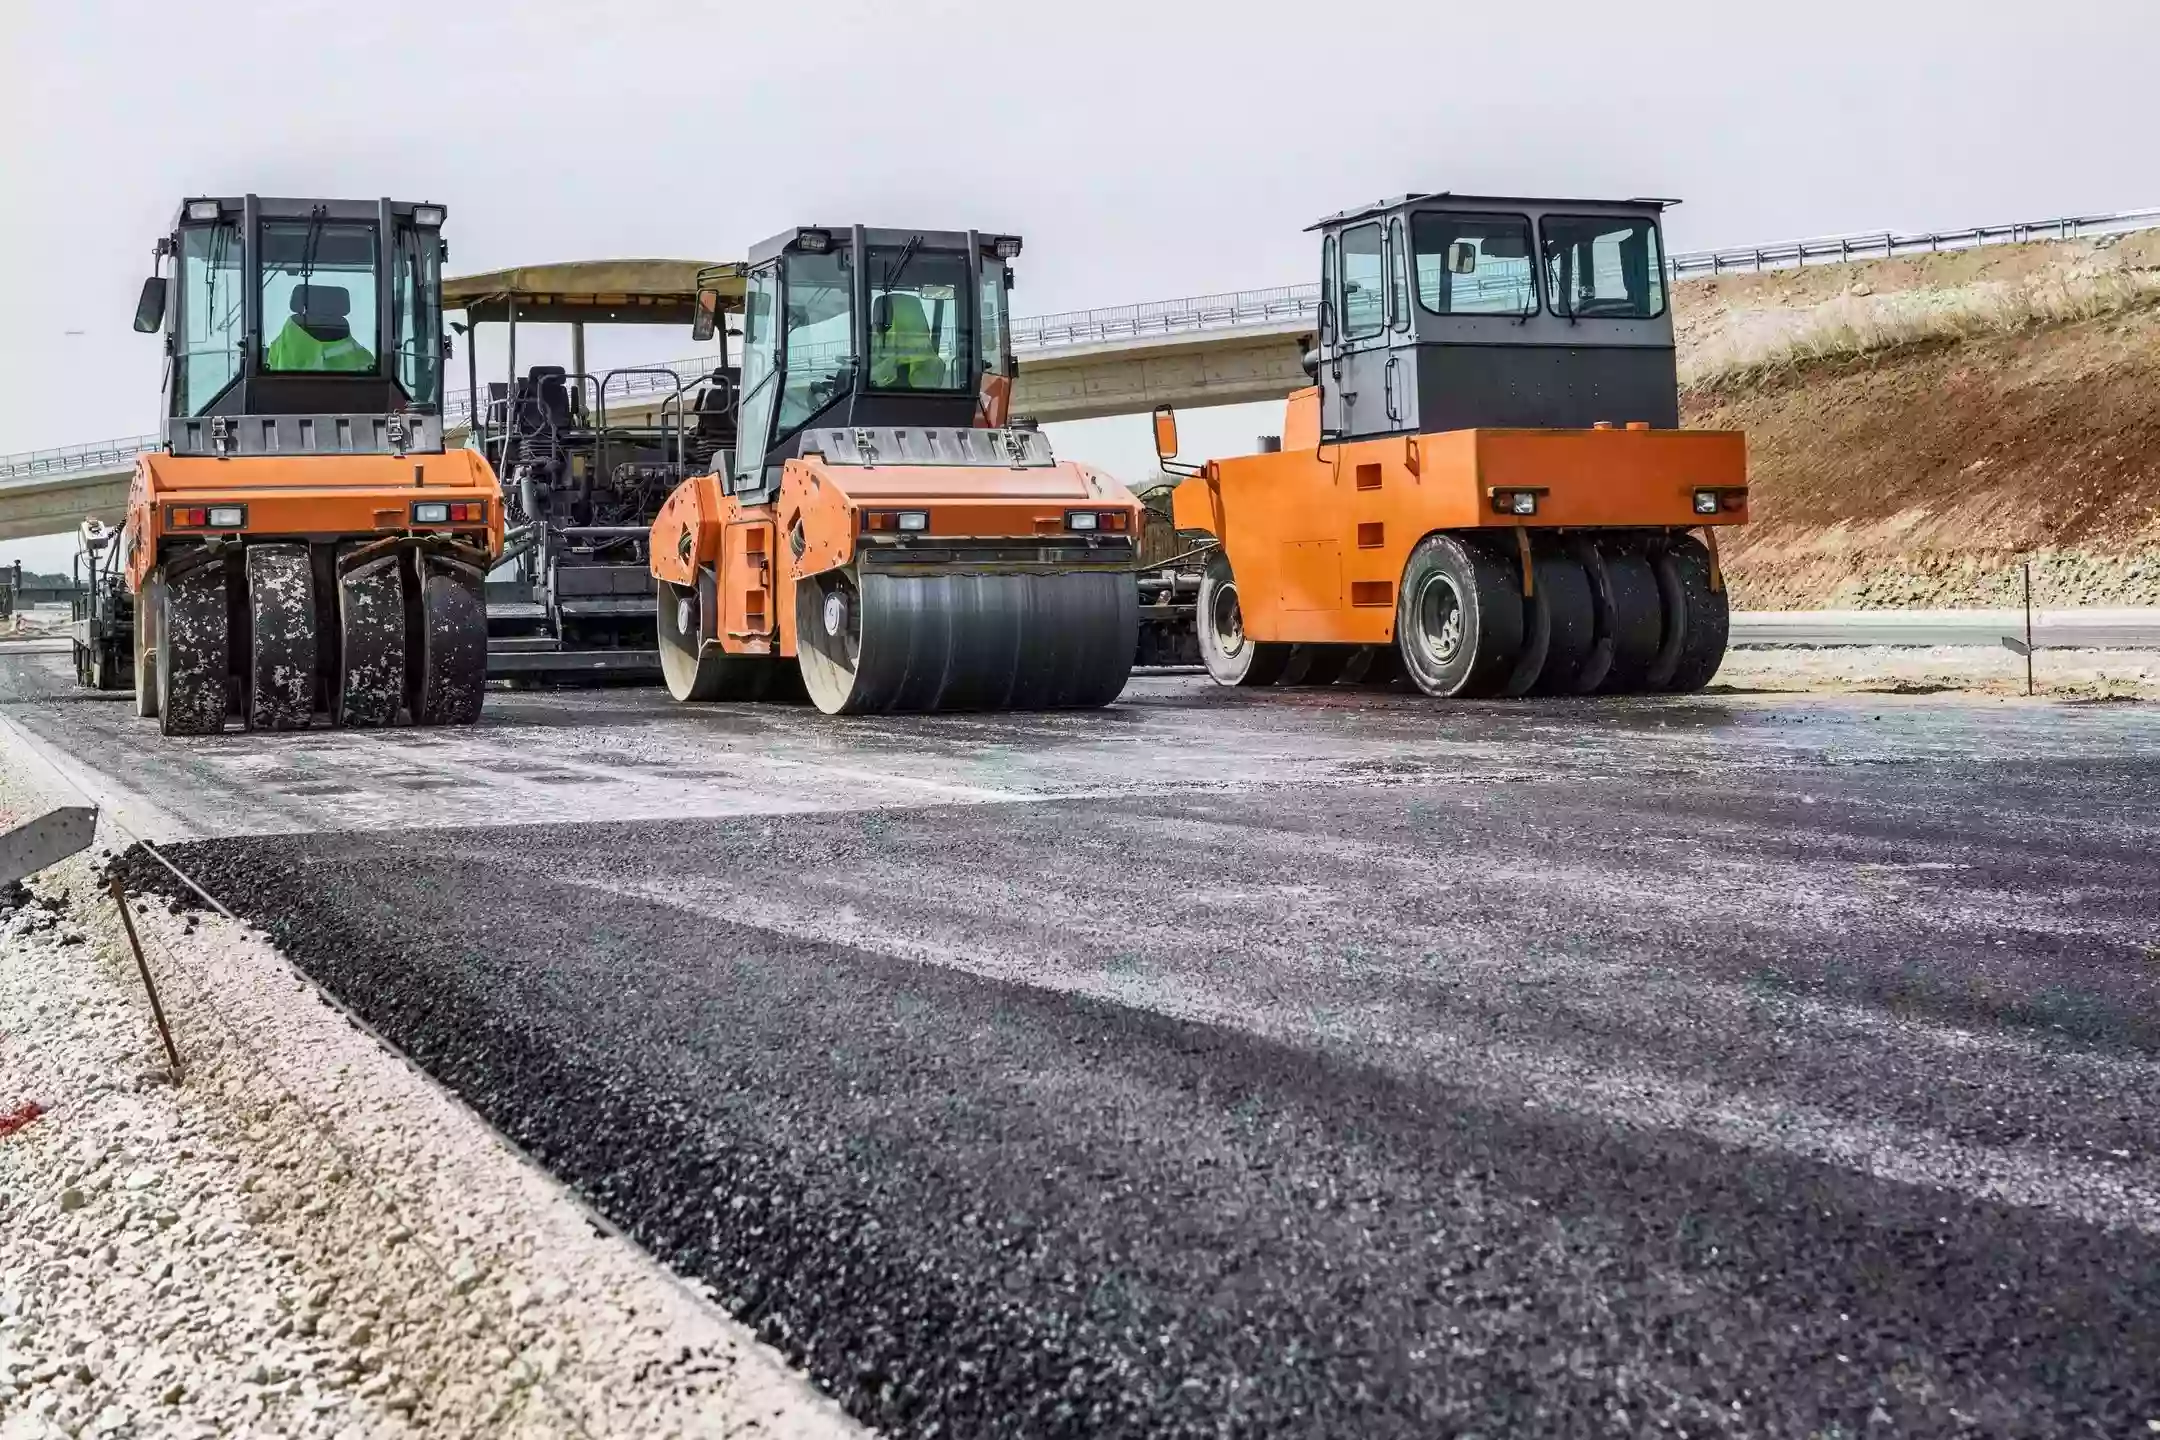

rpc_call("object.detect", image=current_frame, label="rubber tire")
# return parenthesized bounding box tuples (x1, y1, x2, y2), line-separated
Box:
(1580, 539, 1662, 695)
(155, 561, 229, 736)
(1278, 644, 1351, 687)
(246, 544, 316, 730)
(796, 567, 1136, 716)
(1394, 534, 1524, 698)
(336, 550, 405, 727)
(1523, 549, 1596, 696)
(412, 551, 487, 725)
(1648, 534, 1730, 693)
(1196, 550, 1289, 688)
(657, 576, 772, 703)
(134, 576, 160, 719)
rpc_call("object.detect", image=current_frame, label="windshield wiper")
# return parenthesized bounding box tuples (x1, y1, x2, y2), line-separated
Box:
(878, 235, 923, 304)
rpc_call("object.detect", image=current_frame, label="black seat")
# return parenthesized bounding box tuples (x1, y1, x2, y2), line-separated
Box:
(292, 283, 352, 341)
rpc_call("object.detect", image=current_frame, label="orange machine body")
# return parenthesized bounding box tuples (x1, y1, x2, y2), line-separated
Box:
(1171, 387, 1747, 647)
(651, 456, 1143, 658)
(124, 448, 505, 590)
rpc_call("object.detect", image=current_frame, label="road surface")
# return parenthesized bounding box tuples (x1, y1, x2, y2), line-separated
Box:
(5, 640, 2158, 1437)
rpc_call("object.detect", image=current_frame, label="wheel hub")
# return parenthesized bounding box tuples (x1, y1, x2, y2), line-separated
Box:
(1418, 575, 1465, 665)
(1209, 582, 1245, 658)
(823, 590, 848, 639)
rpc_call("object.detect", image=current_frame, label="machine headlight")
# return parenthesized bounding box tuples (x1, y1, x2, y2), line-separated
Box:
(412, 502, 450, 524)
(1065, 510, 1099, 532)
(896, 510, 928, 532)
(413, 205, 445, 227)
(993, 236, 1023, 259)
(795, 228, 832, 253)
(1693, 490, 1720, 515)
(186, 200, 220, 222)
(205, 505, 246, 528)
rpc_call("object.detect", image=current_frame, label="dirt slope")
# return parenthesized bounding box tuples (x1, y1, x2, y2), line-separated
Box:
(1674, 232, 2160, 608)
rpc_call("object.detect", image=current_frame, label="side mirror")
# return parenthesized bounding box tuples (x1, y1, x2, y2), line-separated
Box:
(1151, 405, 1180, 464)
(132, 276, 167, 334)
(1449, 242, 1479, 276)
(691, 287, 720, 344)
(440, 335, 456, 359)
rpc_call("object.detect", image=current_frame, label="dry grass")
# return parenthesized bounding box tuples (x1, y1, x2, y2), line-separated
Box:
(1683, 270, 2160, 392)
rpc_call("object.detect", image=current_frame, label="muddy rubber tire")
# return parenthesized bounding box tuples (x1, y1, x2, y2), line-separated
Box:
(1395, 534, 1524, 698)
(412, 551, 487, 726)
(1516, 549, 1596, 696)
(1196, 550, 1290, 688)
(155, 561, 229, 736)
(246, 544, 316, 730)
(335, 551, 405, 727)
(796, 567, 1136, 715)
(134, 576, 160, 719)
(1278, 644, 1351, 687)
(1576, 538, 1663, 695)
(1647, 534, 1729, 693)
(657, 576, 774, 703)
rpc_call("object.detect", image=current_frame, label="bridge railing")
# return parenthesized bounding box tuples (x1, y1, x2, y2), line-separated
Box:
(11, 203, 2160, 482)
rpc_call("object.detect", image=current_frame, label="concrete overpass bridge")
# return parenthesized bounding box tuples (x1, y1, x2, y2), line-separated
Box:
(0, 284, 1317, 542)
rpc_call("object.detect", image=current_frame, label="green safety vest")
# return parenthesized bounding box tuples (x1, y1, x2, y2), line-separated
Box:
(870, 296, 944, 388)
(265, 318, 375, 373)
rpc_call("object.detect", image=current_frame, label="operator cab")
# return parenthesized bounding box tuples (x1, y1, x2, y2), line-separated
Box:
(132, 196, 450, 458)
(1308, 193, 1678, 442)
(703, 225, 1023, 497)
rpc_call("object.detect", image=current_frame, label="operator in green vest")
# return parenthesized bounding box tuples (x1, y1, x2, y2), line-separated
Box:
(869, 291, 946, 389)
(265, 282, 375, 372)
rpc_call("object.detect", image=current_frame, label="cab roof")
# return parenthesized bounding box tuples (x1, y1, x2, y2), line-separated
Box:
(442, 259, 743, 325)
(1308, 193, 1681, 231)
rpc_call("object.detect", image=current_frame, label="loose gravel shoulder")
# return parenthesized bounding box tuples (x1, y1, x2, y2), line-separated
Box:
(0, 748, 859, 1440)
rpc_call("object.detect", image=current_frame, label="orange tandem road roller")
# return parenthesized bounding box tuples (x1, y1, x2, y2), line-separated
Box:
(649, 224, 1143, 714)
(1162, 192, 1749, 698)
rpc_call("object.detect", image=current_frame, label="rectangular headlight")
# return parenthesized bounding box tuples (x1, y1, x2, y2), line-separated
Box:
(896, 510, 928, 532)
(186, 200, 220, 221)
(993, 236, 1023, 259)
(1693, 490, 1720, 515)
(1511, 492, 1537, 516)
(412, 501, 450, 524)
(1065, 510, 1099, 532)
(413, 205, 445, 227)
(795, 228, 832, 253)
(205, 505, 246, 528)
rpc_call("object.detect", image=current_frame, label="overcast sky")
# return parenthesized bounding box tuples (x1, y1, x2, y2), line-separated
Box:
(2, 0, 2153, 570)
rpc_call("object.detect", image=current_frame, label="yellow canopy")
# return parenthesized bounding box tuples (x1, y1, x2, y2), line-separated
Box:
(442, 259, 745, 325)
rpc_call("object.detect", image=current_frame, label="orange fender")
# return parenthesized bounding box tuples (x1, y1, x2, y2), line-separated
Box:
(650, 472, 729, 586)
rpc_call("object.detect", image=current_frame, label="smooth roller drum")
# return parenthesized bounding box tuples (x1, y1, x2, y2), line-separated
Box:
(413, 551, 488, 725)
(134, 574, 160, 719)
(795, 568, 1136, 715)
(246, 544, 316, 729)
(657, 577, 776, 702)
(336, 551, 405, 726)
(155, 560, 229, 736)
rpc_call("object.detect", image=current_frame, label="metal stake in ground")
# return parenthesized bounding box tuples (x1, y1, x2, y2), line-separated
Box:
(108, 875, 182, 1080)
(2024, 560, 2035, 697)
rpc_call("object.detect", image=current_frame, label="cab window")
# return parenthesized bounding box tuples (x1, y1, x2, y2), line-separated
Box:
(978, 257, 1010, 376)
(1339, 223, 1385, 340)
(176, 223, 244, 415)
(1411, 213, 1536, 316)
(1541, 215, 1666, 319)
(775, 249, 853, 431)
(391, 225, 442, 405)
(866, 245, 970, 391)
(260, 220, 380, 373)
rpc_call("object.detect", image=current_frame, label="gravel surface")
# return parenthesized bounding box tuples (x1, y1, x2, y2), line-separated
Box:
(0, 750, 859, 1439)
(106, 707, 2160, 1439)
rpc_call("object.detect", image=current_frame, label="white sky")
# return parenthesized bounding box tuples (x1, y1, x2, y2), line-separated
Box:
(2, 0, 2152, 570)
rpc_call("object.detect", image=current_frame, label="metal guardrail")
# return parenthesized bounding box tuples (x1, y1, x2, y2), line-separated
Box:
(10, 204, 2159, 483)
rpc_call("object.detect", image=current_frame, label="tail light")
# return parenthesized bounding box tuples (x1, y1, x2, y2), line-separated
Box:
(413, 500, 487, 524)
(168, 504, 246, 529)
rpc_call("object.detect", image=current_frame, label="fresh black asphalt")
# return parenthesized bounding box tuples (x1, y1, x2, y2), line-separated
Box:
(106, 697, 2160, 1439)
